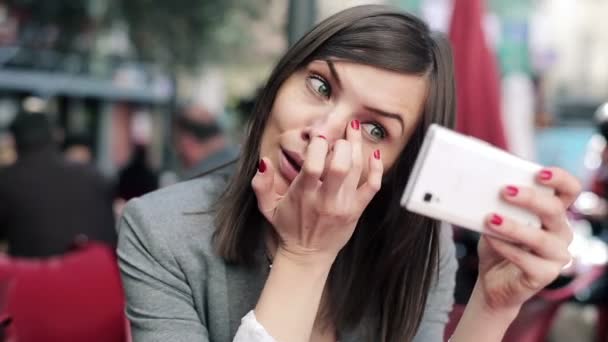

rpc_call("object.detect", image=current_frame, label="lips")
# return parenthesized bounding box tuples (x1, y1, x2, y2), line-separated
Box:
(283, 150, 303, 171)
(278, 148, 303, 183)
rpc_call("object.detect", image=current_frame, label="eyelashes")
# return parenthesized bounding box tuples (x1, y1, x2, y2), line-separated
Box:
(305, 72, 389, 142)
(361, 122, 387, 141)
(306, 74, 331, 98)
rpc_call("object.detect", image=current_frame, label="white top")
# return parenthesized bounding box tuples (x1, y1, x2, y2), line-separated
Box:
(233, 311, 276, 341)
(234, 311, 345, 342)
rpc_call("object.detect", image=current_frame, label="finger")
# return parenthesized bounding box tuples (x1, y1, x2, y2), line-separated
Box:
(294, 135, 329, 191)
(536, 167, 582, 208)
(485, 213, 571, 263)
(251, 158, 278, 219)
(356, 149, 383, 210)
(501, 185, 573, 242)
(344, 119, 363, 188)
(321, 139, 352, 196)
(483, 235, 563, 290)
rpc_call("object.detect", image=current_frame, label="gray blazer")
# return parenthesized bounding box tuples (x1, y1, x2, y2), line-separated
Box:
(117, 168, 457, 342)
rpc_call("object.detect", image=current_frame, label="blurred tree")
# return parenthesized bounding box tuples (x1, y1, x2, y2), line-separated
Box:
(6, 0, 268, 70)
(5, 0, 97, 51)
(286, 0, 316, 46)
(107, 0, 267, 70)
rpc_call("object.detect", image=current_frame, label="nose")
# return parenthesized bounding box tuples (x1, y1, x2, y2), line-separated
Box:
(301, 106, 352, 144)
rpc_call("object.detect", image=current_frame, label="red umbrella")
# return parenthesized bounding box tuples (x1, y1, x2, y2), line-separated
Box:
(448, 0, 508, 150)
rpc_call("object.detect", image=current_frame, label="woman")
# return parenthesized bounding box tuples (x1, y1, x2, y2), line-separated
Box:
(117, 5, 580, 342)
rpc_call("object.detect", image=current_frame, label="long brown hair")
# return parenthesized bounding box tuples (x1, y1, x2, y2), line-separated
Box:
(213, 5, 455, 341)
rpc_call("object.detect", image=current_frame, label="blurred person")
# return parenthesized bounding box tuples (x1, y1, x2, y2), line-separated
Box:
(591, 104, 608, 180)
(62, 134, 94, 164)
(0, 112, 116, 258)
(567, 102, 608, 342)
(0, 132, 16, 168)
(582, 103, 608, 232)
(113, 112, 161, 217)
(173, 105, 239, 180)
(117, 6, 580, 342)
(116, 144, 159, 202)
(235, 86, 264, 123)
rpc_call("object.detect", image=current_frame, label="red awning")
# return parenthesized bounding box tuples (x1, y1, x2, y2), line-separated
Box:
(449, 0, 508, 150)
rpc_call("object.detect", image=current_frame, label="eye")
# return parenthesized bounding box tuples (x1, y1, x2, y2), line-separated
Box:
(361, 122, 387, 141)
(307, 75, 331, 98)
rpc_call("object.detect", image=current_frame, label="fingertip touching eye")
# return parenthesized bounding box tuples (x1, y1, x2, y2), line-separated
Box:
(361, 122, 388, 142)
(306, 72, 388, 142)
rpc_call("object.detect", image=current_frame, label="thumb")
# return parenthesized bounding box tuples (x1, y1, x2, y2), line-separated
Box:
(251, 157, 278, 221)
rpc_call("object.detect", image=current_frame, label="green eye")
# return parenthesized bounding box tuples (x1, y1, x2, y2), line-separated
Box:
(308, 76, 331, 98)
(362, 123, 387, 141)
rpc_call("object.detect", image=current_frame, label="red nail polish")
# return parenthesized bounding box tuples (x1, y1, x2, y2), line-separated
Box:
(374, 149, 380, 160)
(506, 186, 519, 196)
(540, 170, 553, 181)
(351, 120, 360, 130)
(318, 135, 327, 140)
(491, 214, 503, 226)
(258, 159, 266, 173)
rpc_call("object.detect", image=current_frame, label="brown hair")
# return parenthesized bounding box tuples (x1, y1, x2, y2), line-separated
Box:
(213, 5, 455, 341)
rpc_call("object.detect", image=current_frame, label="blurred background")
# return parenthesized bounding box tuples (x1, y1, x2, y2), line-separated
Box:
(1, 0, 608, 341)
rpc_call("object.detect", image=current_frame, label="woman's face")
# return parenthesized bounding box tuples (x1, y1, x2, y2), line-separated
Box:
(260, 60, 429, 195)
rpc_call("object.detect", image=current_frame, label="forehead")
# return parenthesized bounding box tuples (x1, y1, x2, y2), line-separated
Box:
(308, 60, 429, 121)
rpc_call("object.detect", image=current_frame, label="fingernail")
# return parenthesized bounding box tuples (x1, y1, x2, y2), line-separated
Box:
(490, 214, 503, 226)
(351, 120, 360, 130)
(506, 185, 519, 197)
(540, 169, 553, 181)
(258, 159, 266, 173)
(317, 135, 327, 140)
(374, 149, 381, 160)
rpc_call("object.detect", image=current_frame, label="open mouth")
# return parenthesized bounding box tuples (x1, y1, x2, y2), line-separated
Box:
(282, 150, 302, 172)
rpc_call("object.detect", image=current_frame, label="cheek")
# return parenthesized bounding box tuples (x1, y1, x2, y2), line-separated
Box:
(259, 123, 277, 158)
(267, 76, 318, 132)
(259, 109, 290, 169)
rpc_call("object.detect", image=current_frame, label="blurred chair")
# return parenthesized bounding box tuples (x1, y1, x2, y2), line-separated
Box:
(444, 265, 605, 342)
(0, 242, 128, 342)
(597, 304, 608, 342)
(0, 278, 12, 341)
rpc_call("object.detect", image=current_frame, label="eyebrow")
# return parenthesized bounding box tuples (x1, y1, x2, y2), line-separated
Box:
(364, 106, 405, 135)
(325, 60, 342, 90)
(324, 59, 405, 136)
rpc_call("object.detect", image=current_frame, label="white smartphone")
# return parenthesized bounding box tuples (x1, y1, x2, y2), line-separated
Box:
(400, 124, 554, 236)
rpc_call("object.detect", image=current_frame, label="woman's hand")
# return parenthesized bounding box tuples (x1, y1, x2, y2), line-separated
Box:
(477, 167, 582, 313)
(251, 120, 383, 262)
